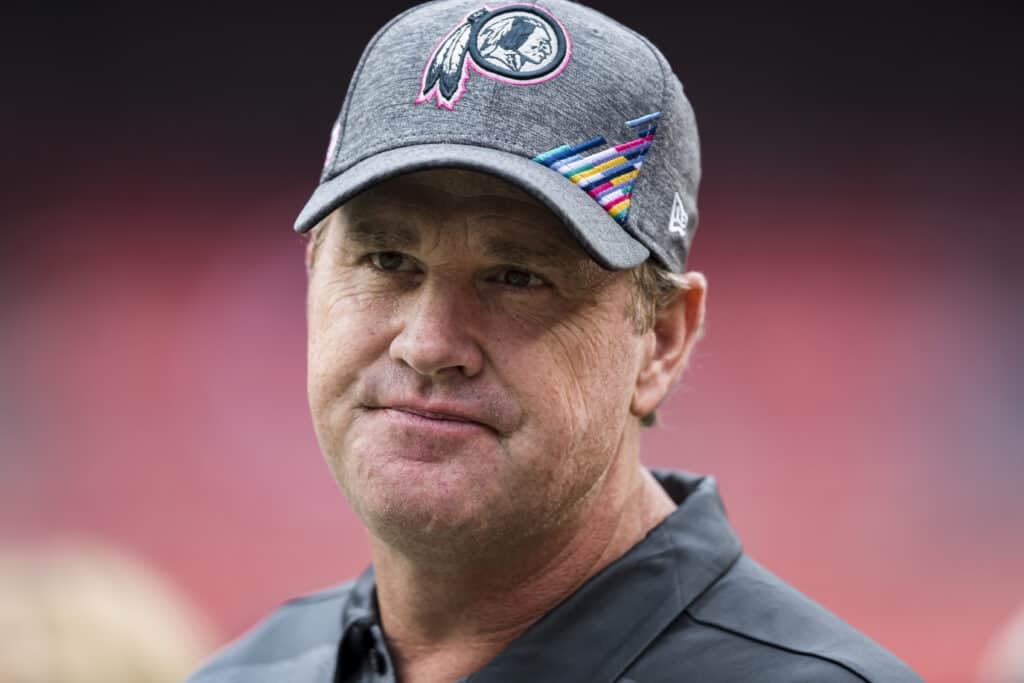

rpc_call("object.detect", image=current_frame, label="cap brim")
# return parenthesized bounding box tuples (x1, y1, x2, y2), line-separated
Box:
(293, 143, 649, 270)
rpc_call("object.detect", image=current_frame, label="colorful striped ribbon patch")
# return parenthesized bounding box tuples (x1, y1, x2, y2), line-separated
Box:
(532, 112, 661, 225)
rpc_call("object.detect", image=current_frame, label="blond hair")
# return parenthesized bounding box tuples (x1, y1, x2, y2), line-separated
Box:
(0, 541, 215, 683)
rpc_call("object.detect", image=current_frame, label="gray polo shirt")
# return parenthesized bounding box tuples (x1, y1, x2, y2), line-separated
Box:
(188, 470, 923, 682)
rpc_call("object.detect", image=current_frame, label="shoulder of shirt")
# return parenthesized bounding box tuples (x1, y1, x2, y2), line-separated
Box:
(676, 553, 923, 683)
(186, 580, 356, 683)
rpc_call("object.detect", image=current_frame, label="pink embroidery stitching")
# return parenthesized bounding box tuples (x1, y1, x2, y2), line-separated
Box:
(416, 4, 572, 110)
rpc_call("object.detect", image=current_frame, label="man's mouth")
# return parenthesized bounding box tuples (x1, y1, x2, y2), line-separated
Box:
(394, 406, 474, 423)
(366, 402, 500, 435)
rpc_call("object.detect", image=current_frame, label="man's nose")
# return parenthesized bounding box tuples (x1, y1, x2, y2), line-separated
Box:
(388, 278, 485, 379)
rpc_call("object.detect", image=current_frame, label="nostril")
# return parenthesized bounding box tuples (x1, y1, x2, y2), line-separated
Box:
(389, 321, 484, 379)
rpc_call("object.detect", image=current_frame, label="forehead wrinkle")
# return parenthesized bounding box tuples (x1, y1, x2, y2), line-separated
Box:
(348, 223, 419, 250)
(337, 208, 421, 252)
(481, 237, 575, 272)
(455, 194, 565, 228)
(458, 196, 583, 263)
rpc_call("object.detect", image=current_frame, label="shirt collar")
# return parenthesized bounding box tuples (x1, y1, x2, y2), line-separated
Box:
(336, 566, 379, 676)
(336, 470, 742, 683)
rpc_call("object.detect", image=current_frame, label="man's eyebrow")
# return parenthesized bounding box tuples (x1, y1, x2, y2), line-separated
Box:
(482, 237, 576, 271)
(342, 219, 420, 250)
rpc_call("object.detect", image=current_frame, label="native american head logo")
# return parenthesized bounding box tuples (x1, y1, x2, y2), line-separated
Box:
(416, 4, 571, 110)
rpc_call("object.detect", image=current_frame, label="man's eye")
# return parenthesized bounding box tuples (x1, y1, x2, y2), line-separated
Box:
(496, 268, 544, 289)
(368, 252, 416, 272)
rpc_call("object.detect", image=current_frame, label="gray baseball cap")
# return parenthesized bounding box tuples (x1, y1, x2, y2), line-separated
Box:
(295, 0, 700, 272)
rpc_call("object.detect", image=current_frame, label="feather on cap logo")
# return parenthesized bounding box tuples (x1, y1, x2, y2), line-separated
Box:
(416, 4, 571, 110)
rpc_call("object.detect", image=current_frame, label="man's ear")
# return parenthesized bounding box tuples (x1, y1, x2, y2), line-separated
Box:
(630, 272, 707, 419)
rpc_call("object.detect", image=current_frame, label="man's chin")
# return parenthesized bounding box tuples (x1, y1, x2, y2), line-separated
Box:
(341, 454, 515, 556)
(328, 415, 532, 556)
(361, 481, 505, 558)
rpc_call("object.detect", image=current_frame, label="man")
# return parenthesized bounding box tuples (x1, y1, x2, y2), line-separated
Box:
(190, 1, 923, 681)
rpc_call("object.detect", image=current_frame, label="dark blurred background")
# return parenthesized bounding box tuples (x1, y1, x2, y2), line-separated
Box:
(3, 3, 1022, 681)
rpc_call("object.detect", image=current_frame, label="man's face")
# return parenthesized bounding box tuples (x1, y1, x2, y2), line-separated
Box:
(517, 26, 552, 64)
(306, 170, 648, 559)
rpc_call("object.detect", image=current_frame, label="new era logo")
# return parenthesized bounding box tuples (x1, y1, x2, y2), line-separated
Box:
(669, 192, 688, 238)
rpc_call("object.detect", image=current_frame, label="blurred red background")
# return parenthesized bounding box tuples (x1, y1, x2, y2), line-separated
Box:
(3, 3, 1021, 681)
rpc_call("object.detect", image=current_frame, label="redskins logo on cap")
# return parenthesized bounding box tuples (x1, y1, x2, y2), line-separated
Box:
(416, 4, 571, 110)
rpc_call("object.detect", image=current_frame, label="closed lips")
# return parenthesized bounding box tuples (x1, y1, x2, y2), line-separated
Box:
(393, 406, 475, 422)
(374, 403, 499, 433)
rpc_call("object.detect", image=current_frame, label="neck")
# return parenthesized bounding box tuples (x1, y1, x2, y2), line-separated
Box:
(370, 464, 675, 683)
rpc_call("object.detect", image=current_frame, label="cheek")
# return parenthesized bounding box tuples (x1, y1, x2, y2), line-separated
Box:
(502, 307, 640, 451)
(306, 275, 398, 435)
(488, 317, 638, 524)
